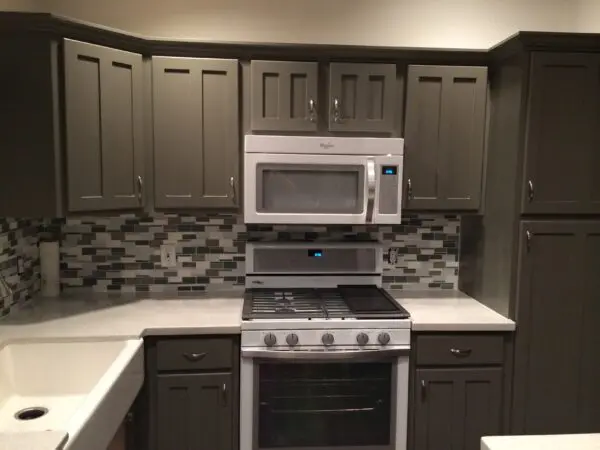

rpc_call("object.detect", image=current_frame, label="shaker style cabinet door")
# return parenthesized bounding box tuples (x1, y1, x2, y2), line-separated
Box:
(404, 65, 487, 211)
(522, 52, 600, 215)
(328, 63, 396, 133)
(414, 368, 502, 450)
(152, 57, 239, 209)
(156, 373, 233, 450)
(251, 60, 318, 132)
(64, 39, 144, 212)
(513, 221, 600, 434)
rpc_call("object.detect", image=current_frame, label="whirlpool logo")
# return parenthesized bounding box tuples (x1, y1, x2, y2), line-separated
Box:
(319, 142, 334, 150)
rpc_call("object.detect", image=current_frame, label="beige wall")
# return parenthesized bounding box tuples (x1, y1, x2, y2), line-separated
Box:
(1, 0, 592, 48)
(575, 0, 600, 32)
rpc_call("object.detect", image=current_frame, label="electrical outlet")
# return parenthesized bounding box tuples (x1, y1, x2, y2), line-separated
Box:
(387, 247, 399, 265)
(160, 245, 177, 268)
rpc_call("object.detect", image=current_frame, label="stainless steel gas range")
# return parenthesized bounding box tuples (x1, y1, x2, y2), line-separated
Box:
(240, 242, 412, 450)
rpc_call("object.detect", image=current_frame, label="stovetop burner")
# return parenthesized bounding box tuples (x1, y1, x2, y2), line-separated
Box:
(243, 285, 410, 320)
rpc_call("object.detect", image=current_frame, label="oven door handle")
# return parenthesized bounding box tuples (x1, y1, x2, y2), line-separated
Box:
(365, 158, 376, 223)
(241, 347, 409, 361)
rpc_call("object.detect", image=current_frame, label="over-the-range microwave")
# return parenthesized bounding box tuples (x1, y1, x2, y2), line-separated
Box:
(244, 135, 404, 224)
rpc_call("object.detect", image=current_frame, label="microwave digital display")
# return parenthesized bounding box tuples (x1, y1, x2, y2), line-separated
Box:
(382, 166, 397, 175)
(308, 249, 323, 258)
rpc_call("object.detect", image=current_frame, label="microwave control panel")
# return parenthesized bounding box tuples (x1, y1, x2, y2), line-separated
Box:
(379, 165, 400, 214)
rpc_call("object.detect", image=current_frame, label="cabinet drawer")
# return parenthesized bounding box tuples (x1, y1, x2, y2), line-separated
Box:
(156, 338, 233, 371)
(415, 334, 504, 366)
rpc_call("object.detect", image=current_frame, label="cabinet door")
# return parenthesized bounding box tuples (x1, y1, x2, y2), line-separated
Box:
(64, 39, 144, 212)
(153, 57, 239, 209)
(329, 63, 396, 133)
(523, 52, 600, 214)
(404, 65, 487, 211)
(251, 60, 318, 132)
(157, 373, 233, 450)
(513, 221, 596, 434)
(578, 225, 600, 432)
(414, 368, 502, 450)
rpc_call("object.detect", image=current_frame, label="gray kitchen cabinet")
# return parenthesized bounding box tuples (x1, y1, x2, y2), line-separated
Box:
(512, 221, 600, 434)
(157, 373, 233, 450)
(250, 60, 318, 132)
(328, 63, 396, 133)
(143, 336, 240, 450)
(414, 368, 502, 450)
(522, 53, 600, 215)
(404, 65, 487, 211)
(152, 57, 239, 209)
(64, 39, 145, 212)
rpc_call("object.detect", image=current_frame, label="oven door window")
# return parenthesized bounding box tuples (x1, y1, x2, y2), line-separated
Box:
(256, 164, 365, 214)
(257, 362, 393, 449)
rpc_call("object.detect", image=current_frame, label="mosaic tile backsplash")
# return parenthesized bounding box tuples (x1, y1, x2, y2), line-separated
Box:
(0, 219, 42, 316)
(57, 214, 459, 293)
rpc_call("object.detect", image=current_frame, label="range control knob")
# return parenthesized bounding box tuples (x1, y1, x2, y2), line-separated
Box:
(264, 333, 277, 347)
(356, 333, 369, 346)
(378, 332, 391, 345)
(286, 333, 299, 346)
(322, 333, 335, 346)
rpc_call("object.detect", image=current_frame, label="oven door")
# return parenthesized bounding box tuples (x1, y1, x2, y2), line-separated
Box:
(240, 349, 409, 450)
(244, 153, 402, 224)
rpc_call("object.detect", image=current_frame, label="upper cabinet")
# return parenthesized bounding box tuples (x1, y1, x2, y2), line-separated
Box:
(404, 65, 488, 211)
(328, 63, 397, 133)
(250, 60, 318, 132)
(152, 57, 239, 209)
(64, 39, 145, 212)
(522, 52, 600, 215)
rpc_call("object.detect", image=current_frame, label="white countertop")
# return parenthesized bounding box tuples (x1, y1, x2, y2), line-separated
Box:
(0, 289, 515, 344)
(0, 431, 67, 450)
(482, 434, 600, 450)
(392, 290, 516, 332)
(0, 291, 244, 344)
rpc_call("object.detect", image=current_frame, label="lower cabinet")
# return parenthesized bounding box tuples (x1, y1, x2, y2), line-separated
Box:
(414, 368, 502, 450)
(142, 336, 240, 450)
(411, 333, 509, 450)
(157, 373, 233, 450)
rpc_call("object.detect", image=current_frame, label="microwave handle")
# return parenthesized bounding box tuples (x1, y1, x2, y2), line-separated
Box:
(366, 158, 376, 223)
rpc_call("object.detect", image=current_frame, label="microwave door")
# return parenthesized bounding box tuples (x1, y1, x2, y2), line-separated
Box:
(245, 153, 369, 224)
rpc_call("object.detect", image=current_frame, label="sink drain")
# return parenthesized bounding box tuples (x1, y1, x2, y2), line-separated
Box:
(14, 407, 49, 421)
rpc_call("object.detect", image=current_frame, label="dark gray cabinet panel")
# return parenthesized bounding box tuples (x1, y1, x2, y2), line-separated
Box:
(513, 221, 600, 434)
(404, 65, 487, 210)
(157, 373, 233, 450)
(64, 39, 144, 212)
(523, 52, 600, 214)
(414, 368, 502, 450)
(329, 63, 396, 133)
(579, 229, 600, 432)
(153, 57, 239, 209)
(251, 60, 318, 132)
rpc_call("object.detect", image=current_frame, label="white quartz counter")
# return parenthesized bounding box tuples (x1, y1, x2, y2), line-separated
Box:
(482, 434, 600, 450)
(391, 290, 515, 332)
(0, 291, 244, 344)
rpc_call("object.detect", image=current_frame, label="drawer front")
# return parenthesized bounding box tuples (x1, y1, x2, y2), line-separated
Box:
(416, 334, 504, 366)
(156, 338, 233, 371)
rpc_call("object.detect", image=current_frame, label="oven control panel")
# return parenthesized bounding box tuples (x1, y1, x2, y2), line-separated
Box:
(242, 328, 410, 348)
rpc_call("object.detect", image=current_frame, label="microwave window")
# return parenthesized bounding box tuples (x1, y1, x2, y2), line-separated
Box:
(257, 165, 365, 214)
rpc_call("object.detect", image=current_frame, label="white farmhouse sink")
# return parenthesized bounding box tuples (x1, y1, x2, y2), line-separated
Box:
(0, 339, 143, 450)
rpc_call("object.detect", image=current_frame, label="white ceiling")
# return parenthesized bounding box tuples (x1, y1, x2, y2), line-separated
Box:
(1, 0, 595, 48)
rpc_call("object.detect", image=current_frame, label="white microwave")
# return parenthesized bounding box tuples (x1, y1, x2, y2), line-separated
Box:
(244, 135, 404, 224)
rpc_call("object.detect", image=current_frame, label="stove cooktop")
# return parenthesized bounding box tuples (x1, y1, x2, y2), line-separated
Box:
(242, 285, 410, 320)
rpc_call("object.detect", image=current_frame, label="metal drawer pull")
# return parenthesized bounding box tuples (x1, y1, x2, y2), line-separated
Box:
(421, 380, 427, 400)
(273, 406, 376, 414)
(308, 98, 317, 123)
(183, 352, 207, 362)
(450, 348, 472, 357)
(222, 382, 227, 406)
(527, 180, 534, 202)
(332, 97, 343, 123)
